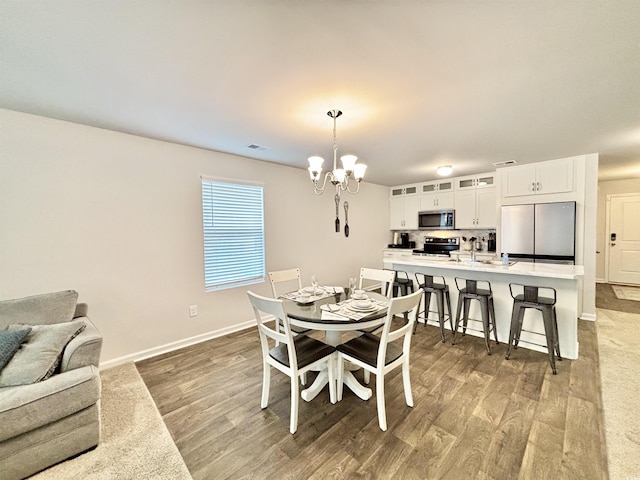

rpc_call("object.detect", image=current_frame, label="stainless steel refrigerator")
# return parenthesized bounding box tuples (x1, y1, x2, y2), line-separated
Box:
(501, 201, 576, 264)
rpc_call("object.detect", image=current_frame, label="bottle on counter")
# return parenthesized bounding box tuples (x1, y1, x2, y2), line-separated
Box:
(502, 252, 509, 265)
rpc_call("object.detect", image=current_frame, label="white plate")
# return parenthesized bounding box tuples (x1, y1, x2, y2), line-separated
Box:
(296, 297, 314, 305)
(352, 294, 368, 300)
(347, 303, 377, 312)
(354, 300, 374, 309)
(302, 286, 323, 294)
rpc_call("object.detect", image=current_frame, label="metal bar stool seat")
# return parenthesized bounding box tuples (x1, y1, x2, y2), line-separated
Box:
(505, 283, 562, 374)
(414, 273, 453, 342)
(452, 277, 499, 355)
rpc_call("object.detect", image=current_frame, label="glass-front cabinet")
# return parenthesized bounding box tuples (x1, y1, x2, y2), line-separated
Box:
(456, 173, 495, 190)
(420, 180, 454, 210)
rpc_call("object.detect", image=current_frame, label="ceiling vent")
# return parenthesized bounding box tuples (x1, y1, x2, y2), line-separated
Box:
(492, 160, 517, 167)
(245, 143, 269, 151)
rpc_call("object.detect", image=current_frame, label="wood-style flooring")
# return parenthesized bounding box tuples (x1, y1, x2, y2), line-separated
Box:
(595, 282, 640, 314)
(136, 319, 608, 480)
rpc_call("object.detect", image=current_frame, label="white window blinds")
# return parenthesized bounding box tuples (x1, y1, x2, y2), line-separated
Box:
(201, 178, 265, 291)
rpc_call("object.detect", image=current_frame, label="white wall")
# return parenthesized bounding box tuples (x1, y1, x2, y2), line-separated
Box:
(0, 109, 390, 365)
(596, 178, 640, 281)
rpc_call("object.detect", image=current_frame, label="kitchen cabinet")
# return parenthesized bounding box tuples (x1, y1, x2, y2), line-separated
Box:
(501, 157, 574, 197)
(455, 173, 496, 190)
(389, 184, 419, 229)
(455, 186, 497, 229)
(420, 180, 454, 210)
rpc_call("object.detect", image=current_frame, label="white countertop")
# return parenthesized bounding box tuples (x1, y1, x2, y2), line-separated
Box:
(384, 255, 584, 280)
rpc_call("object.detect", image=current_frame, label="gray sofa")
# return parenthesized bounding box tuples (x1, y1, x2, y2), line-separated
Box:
(0, 291, 103, 480)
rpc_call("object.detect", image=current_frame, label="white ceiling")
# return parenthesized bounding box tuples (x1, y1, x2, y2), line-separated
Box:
(1, 1, 639, 186)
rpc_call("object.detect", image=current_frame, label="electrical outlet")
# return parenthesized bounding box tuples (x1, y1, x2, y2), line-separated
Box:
(189, 305, 198, 317)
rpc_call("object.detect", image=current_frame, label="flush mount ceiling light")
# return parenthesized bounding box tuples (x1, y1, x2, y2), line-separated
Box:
(436, 165, 453, 176)
(307, 110, 367, 196)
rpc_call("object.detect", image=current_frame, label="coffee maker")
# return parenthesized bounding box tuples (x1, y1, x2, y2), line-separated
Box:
(400, 232, 410, 247)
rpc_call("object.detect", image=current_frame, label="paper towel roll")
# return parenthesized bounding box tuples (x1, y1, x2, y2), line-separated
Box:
(393, 232, 399, 244)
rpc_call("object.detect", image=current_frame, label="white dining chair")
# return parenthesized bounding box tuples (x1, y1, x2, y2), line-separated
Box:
(247, 291, 336, 434)
(336, 289, 422, 431)
(359, 267, 395, 298)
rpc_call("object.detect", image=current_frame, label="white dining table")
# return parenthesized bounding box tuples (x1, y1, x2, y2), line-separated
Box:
(283, 289, 388, 402)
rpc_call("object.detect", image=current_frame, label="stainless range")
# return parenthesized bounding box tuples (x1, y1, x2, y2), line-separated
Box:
(413, 237, 460, 257)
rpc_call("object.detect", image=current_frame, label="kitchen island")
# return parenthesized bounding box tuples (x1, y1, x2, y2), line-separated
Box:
(383, 252, 584, 359)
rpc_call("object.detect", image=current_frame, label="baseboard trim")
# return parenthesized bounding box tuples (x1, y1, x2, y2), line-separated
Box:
(99, 320, 255, 370)
(581, 312, 597, 321)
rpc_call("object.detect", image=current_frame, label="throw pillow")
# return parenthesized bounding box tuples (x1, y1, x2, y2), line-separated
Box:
(0, 290, 78, 330)
(0, 327, 32, 373)
(0, 320, 86, 387)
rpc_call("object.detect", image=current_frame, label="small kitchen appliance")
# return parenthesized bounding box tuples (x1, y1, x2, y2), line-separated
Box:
(400, 232, 410, 247)
(418, 210, 455, 230)
(413, 237, 460, 257)
(388, 232, 415, 249)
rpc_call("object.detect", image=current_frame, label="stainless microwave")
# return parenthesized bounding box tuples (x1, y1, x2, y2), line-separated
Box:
(418, 210, 455, 230)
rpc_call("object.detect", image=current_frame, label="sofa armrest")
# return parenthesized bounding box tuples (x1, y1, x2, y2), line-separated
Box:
(60, 317, 102, 371)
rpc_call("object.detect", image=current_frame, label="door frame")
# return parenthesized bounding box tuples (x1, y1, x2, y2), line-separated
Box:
(605, 192, 640, 285)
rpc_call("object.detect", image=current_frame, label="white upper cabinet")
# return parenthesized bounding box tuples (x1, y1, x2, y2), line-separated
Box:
(420, 180, 454, 210)
(389, 184, 419, 230)
(454, 187, 497, 229)
(502, 157, 574, 197)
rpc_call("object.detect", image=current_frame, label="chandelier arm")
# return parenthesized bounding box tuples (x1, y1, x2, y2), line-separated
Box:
(312, 172, 332, 195)
(344, 180, 361, 195)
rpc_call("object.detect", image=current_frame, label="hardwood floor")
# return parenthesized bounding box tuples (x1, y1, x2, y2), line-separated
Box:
(136, 319, 608, 479)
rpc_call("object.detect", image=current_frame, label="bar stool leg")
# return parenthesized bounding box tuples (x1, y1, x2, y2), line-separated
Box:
(480, 298, 492, 355)
(452, 294, 465, 345)
(514, 305, 526, 348)
(444, 290, 454, 333)
(435, 290, 446, 342)
(541, 308, 557, 374)
(462, 297, 471, 335)
(505, 303, 521, 360)
(552, 306, 562, 360)
(489, 296, 499, 344)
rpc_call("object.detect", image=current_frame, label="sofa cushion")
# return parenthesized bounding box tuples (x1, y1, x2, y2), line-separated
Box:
(0, 321, 86, 387)
(0, 328, 32, 374)
(0, 365, 101, 442)
(0, 290, 78, 330)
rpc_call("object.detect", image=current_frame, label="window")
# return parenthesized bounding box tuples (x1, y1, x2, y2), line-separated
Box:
(201, 177, 265, 291)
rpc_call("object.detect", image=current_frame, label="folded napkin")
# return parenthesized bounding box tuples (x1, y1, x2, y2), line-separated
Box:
(320, 309, 351, 321)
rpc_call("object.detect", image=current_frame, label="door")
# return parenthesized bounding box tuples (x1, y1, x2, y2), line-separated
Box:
(454, 190, 476, 228)
(389, 196, 405, 230)
(475, 188, 496, 228)
(609, 194, 640, 285)
(535, 202, 576, 258)
(501, 204, 534, 256)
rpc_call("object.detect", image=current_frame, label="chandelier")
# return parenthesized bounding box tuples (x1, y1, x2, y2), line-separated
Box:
(307, 110, 367, 195)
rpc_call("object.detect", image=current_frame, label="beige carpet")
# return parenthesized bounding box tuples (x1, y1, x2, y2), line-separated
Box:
(597, 308, 640, 480)
(32, 362, 191, 480)
(611, 285, 640, 302)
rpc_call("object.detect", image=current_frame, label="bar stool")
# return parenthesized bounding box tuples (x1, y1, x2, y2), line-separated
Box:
(505, 283, 561, 374)
(414, 273, 453, 342)
(390, 270, 415, 297)
(452, 277, 499, 355)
